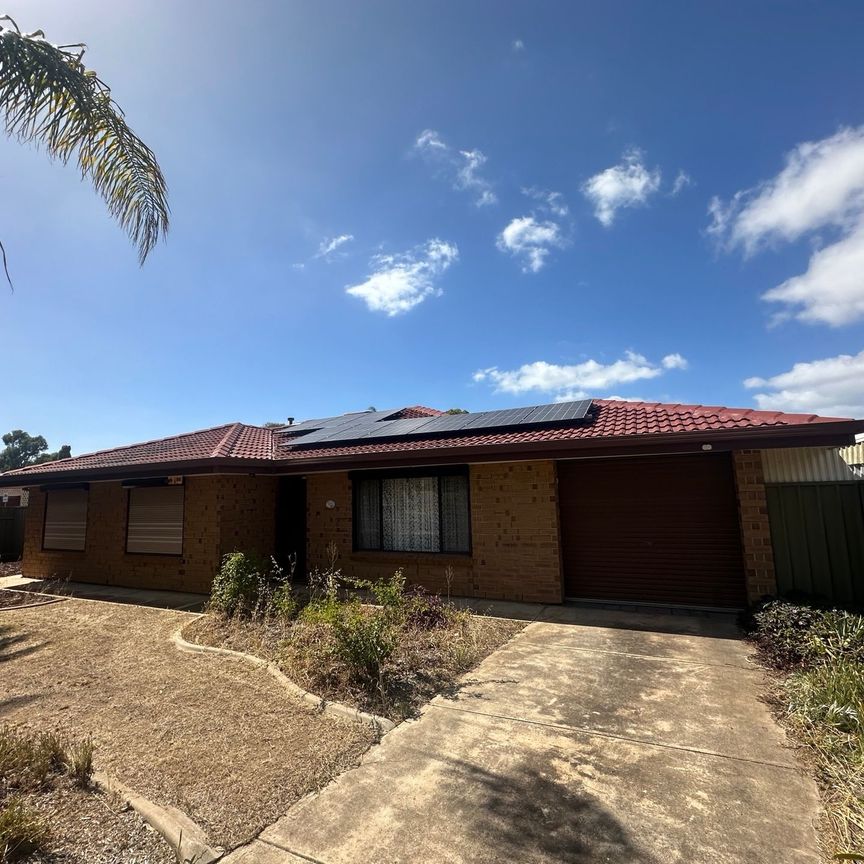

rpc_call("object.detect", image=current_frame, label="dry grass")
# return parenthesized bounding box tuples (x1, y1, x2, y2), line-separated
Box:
(0, 600, 375, 849)
(186, 607, 524, 722)
(0, 590, 54, 610)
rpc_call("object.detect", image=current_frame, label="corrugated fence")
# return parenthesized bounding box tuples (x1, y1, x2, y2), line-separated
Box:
(764, 447, 864, 606)
(0, 508, 25, 562)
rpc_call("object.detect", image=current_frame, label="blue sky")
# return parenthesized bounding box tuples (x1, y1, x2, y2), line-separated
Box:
(2, 1, 864, 455)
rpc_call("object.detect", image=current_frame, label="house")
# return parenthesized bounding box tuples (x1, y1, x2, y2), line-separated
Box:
(1, 399, 861, 609)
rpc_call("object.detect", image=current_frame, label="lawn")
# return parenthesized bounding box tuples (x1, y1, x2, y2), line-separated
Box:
(0, 598, 375, 851)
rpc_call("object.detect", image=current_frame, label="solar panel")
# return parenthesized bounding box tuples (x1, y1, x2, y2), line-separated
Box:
(281, 399, 593, 448)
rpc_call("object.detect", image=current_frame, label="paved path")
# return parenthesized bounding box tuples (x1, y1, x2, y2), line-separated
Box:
(226, 605, 821, 864)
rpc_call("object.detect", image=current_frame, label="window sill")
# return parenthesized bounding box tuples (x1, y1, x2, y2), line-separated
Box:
(350, 550, 472, 564)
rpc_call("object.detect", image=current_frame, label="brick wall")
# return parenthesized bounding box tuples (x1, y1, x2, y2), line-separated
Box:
(22, 475, 278, 594)
(732, 449, 777, 602)
(470, 462, 563, 603)
(305, 462, 564, 603)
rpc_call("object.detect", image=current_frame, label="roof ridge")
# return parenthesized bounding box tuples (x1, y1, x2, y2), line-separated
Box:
(211, 422, 244, 458)
(6, 422, 241, 475)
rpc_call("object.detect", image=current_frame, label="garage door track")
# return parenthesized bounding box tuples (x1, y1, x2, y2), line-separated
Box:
(227, 605, 821, 864)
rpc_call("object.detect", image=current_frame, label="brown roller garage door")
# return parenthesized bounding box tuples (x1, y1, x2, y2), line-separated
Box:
(558, 453, 746, 608)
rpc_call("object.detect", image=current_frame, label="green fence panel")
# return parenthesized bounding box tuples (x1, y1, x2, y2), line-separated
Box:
(767, 483, 864, 606)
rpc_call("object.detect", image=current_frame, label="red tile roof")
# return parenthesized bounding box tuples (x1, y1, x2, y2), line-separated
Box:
(385, 406, 444, 420)
(1, 400, 858, 480)
(5, 423, 277, 476)
(275, 399, 854, 461)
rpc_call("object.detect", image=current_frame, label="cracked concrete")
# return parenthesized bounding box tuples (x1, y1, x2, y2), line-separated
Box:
(225, 605, 821, 863)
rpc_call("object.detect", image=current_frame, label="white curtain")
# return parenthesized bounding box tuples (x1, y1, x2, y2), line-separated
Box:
(383, 477, 440, 552)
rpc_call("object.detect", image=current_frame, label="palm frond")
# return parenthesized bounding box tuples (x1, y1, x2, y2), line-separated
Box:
(0, 18, 168, 263)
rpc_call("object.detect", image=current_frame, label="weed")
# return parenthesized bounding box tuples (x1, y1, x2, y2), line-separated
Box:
(67, 737, 93, 788)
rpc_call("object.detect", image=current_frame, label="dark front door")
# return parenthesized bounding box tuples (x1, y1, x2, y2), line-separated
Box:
(275, 477, 307, 580)
(558, 453, 747, 608)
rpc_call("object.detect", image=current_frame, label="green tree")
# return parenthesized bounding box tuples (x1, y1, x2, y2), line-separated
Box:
(0, 430, 71, 471)
(0, 15, 169, 284)
(445, 407, 469, 414)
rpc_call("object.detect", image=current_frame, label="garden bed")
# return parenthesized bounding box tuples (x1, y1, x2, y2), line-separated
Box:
(748, 600, 864, 860)
(186, 556, 525, 723)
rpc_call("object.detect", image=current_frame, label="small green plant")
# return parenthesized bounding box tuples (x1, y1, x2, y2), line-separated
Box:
(0, 795, 49, 861)
(807, 612, 864, 665)
(752, 600, 825, 669)
(347, 570, 407, 619)
(271, 582, 298, 620)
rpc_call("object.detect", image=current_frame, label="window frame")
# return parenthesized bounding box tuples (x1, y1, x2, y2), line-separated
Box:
(41, 486, 89, 552)
(351, 466, 471, 555)
(125, 482, 185, 557)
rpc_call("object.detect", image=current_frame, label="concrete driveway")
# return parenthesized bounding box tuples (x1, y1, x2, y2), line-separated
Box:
(227, 605, 821, 864)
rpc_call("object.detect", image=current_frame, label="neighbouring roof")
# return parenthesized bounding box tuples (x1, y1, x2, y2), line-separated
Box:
(2, 399, 861, 484)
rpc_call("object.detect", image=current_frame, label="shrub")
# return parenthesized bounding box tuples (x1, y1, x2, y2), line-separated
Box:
(299, 594, 342, 626)
(0, 796, 49, 861)
(751, 600, 825, 669)
(403, 587, 450, 631)
(331, 601, 397, 685)
(347, 570, 407, 618)
(210, 552, 267, 617)
(0, 727, 65, 792)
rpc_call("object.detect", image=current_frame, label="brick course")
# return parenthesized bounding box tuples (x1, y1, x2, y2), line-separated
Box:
(22, 475, 277, 594)
(732, 449, 777, 602)
(305, 462, 564, 603)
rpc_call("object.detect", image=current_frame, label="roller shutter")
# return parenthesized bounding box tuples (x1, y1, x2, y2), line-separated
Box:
(43, 489, 88, 551)
(558, 453, 746, 608)
(126, 486, 184, 555)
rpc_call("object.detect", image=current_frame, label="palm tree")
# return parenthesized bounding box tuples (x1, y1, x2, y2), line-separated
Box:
(0, 15, 169, 284)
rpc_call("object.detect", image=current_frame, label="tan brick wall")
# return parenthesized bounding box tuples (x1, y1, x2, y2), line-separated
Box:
(732, 450, 777, 602)
(470, 461, 563, 603)
(306, 462, 564, 603)
(22, 475, 278, 594)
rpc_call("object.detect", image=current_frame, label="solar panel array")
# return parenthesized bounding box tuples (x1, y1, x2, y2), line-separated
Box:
(281, 399, 593, 448)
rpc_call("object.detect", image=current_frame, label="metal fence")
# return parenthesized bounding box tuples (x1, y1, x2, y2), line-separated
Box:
(0, 508, 25, 562)
(766, 482, 864, 607)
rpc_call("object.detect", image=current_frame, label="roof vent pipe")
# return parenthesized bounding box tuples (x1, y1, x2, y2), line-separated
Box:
(287, 417, 294, 426)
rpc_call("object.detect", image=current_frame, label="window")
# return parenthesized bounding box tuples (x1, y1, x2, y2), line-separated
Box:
(43, 489, 88, 551)
(126, 485, 184, 555)
(353, 470, 470, 553)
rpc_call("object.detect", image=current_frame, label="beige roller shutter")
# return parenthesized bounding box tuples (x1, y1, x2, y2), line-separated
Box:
(126, 486, 184, 555)
(43, 489, 88, 550)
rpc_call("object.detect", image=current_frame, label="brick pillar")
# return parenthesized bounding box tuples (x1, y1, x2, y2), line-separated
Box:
(732, 450, 777, 603)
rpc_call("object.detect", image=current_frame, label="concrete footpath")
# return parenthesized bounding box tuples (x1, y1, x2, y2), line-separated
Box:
(225, 605, 821, 864)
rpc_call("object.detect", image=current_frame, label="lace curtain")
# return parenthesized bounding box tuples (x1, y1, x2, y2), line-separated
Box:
(383, 476, 439, 551)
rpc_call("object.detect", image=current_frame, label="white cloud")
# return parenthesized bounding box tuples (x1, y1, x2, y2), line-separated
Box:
(473, 350, 687, 399)
(709, 127, 864, 327)
(414, 129, 497, 207)
(512, 38, 525, 52)
(582, 148, 662, 226)
(709, 126, 864, 252)
(671, 171, 692, 196)
(522, 186, 569, 217)
(762, 223, 864, 326)
(496, 216, 565, 273)
(316, 233, 354, 259)
(346, 239, 458, 316)
(661, 352, 689, 370)
(744, 349, 864, 417)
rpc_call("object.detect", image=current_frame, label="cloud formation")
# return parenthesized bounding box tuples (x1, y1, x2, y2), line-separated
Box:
(473, 351, 687, 401)
(496, 216, 565, 273)
(345, 239, 458, 316)
(414, 130, 497, 207)
(582, 148, 662, 226)
(316, 234, 354, 259)
(709, 126, 864, 326)
(744, 349, 864, 417)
